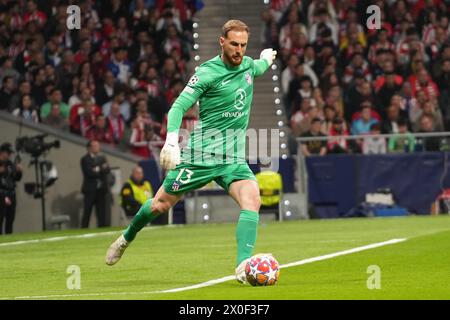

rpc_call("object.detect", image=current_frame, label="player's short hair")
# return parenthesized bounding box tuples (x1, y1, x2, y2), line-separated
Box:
(221, 20, 249, 38)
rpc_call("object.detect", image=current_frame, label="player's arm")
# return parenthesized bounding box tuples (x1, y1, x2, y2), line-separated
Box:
(160, 68, 210, 170)
(252, 48, 277, 77)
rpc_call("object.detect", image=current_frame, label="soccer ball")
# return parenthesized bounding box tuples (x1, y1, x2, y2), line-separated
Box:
(245, 254, 280, 286)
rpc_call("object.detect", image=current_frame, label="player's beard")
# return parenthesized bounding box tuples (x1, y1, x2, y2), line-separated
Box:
(223, 51, 243, 66)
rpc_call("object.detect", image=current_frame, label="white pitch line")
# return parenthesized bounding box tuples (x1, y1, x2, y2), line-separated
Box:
(280, 238, 407, 269)
(0, 238, 407, 300)
(0, 226, 168, 248)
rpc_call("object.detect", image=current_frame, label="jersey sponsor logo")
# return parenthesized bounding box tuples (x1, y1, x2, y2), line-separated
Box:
(183, 86, 194, 94)
(188, 74, 199, 86)
(244, 72, 252, 85)
(222, 111, 248, 118)
(234, 88, 246, 110)
(222, 79, 231, 85)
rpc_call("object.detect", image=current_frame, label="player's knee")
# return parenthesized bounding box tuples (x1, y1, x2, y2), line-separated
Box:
(243, 195, 261, 212)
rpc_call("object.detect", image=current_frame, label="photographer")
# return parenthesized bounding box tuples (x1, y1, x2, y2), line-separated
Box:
(0, 143, 22, 235)
(80, 140, 110, 228)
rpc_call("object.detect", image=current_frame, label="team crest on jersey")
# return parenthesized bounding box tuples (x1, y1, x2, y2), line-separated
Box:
(244, 72, 252, 85)
(172, 182, 180, 191)
(188, 75, 199, 86)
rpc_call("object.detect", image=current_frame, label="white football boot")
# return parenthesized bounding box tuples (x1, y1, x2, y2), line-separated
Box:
(105, 234, 129, 266)
(235, 257, 250, 284)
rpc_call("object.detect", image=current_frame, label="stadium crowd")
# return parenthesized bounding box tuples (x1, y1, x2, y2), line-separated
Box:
(262, 0, 450, 155)
(0, 0, 203, 159)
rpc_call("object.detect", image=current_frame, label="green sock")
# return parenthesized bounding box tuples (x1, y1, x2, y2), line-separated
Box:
(235, 209, 259, 267)
(123, 199, 159, 242)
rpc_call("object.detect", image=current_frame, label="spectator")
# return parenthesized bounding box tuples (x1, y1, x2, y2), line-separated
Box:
(309, 8, 338, 46)
(292, 75, 315, 114)
(412, 100, 444, 132)
(281, 54, 300, 94)
(107, 47, 131, 84)
(343, 52, 371, 86)
(0, 57, 20, 87)
(95, 71, 116, 107)
(388, 119, 416, 153)
(290, 97, 311, 135)
(86, 115, 113, 145)
(327, 117, 349, 154)
(376, 72, 403, 111)
(351, 105, 379, 135)
(8, 80, 32, 112)
(161, 24, 188, 59)
(300, 117, 327, 156)
(70, 101, 101, 136)
(0, 143, 22, 235)
(40, 88, 69, 120)
(106, 102, 126, 145)
(69, 85, 95, 110)
(345, 81, 377, 122)
(102, 90, 131, 122)
(362, 123, 386, 155)
(0, 76, 15, 112)
(130, 125, 163, 159)
(80, 140, 110, 228)
(411, 69, 439, 99)
(120, 166, 154, 217)
(321, 104, 338, 134)
(294, 105, 321, 137)
(381, 104, 406, 134)
(368, 29, 394, 66)
(30, 67, 48, 108)
(12, 94, 39, 123)
(417, 114, 441, 151)
(42, 103, 69, 131)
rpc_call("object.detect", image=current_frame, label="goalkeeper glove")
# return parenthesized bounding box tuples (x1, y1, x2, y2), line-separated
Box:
(160, 132, 180, 170)
(260, 48, 277, 66)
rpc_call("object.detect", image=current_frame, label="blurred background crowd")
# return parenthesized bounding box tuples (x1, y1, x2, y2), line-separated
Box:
(0, 0, 203, 159)
(261, 0, 450, 155)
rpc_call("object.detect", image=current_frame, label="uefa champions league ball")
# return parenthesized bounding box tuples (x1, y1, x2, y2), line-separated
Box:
(245, 254, 280, 286)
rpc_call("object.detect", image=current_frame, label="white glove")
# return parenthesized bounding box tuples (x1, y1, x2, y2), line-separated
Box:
(160, 132, 180, 170)
(260, 48, 277, 66)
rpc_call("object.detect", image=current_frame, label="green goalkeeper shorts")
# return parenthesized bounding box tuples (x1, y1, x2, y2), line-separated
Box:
(163, 162, 256, 195)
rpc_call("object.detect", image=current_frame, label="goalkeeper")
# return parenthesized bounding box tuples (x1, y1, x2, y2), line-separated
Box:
(106, 20, 277, 284)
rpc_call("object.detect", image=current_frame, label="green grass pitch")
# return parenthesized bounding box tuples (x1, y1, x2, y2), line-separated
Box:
(0, 215, 449, 300)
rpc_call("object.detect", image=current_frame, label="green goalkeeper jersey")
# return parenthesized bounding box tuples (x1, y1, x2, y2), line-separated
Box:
(167, 55, 269, 166)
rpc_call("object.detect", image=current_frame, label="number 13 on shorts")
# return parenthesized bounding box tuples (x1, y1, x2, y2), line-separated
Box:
(176, 168, 194, 184)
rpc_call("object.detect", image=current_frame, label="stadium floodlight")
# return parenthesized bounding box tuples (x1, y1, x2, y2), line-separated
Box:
(275, 98, 280, 104)
(272, 75, 278, 81)
(277, 121, 284, 127)
(276, 109, 283, 116)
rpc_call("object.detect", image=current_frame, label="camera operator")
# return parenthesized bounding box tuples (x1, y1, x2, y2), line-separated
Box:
(0, 143, 22, 235)
(80, 140, 111, 228)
